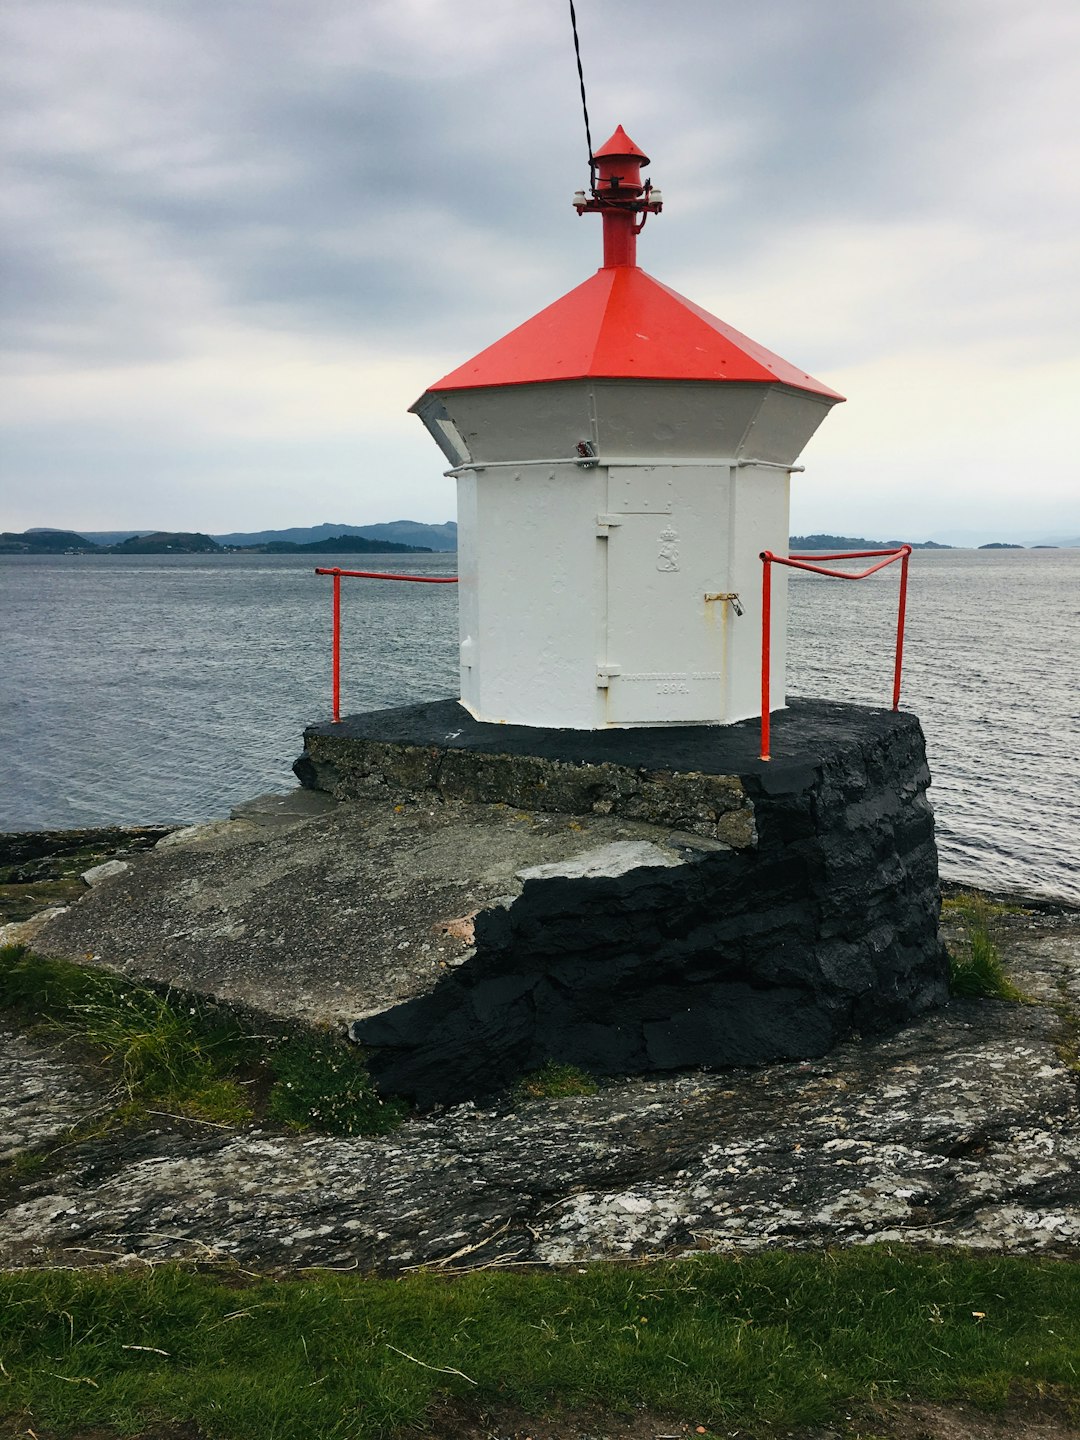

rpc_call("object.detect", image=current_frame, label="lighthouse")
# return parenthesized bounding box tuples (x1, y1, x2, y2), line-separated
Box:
(411, 127, 844, 730)
(294, 128, 947, 1107)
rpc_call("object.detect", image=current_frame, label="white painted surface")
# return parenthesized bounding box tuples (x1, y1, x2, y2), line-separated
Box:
(425, 378, 838, 729)
(461, 463, 603, 728)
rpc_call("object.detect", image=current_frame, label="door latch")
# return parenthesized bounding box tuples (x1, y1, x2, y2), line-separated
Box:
(705, 591, 744, 616)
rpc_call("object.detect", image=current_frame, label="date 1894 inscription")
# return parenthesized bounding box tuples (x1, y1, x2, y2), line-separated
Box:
(618, 672, 723, 695)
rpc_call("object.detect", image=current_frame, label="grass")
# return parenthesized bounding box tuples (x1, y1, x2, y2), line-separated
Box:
(943, 892, 1027, 1001)
(0, 1250, 1076, 1438)
(0, 943, 407, 1137)
(0, 943, 254, 1123)
(513, 1060, 598, 1100)
(267, 1031, 409, 1136)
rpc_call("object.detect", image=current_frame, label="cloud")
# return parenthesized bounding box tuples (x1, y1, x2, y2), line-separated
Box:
(1, 0, 1078, 533)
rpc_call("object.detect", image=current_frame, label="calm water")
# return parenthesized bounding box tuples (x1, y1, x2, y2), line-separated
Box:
(1, 548, 1077, 903)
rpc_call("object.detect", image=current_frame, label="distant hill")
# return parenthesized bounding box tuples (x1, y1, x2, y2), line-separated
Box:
(105, 532, 223, 554)
(789, 534, 952, 550)
(2, 529, 226, 555)
(214, 521, 458, 552)
(0, 529, 93, 553)
(2, 527, 435, 556)
(255, 534, 430, 555)
(26, 527, 153, 546)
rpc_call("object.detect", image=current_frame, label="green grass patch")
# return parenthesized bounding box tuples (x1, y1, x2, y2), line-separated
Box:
(0, 944, 407, 1137)
(514, 1060, 598, 1100)
(943, 893, 1026, 1000)
(0, 943, 254, 1123)
(0, 1250, 1076, 1438)
(267, 1031, 409, 1136)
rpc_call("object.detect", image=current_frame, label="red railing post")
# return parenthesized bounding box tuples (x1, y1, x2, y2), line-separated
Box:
(331, 569, 341, 724)
(759, 551, 773, 761)
(892, 545, 911, 710)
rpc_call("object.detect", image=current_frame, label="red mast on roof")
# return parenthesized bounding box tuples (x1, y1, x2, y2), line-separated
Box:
(572, 124, 662, 268)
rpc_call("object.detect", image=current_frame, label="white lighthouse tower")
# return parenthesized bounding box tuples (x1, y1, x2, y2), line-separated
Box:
(411, 127, 844, 730)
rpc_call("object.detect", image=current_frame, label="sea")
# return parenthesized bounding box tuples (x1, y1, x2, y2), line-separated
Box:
(1, 547, 1077, 904)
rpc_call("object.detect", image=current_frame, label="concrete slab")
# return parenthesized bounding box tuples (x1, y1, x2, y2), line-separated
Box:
(300, 694, 869, 774)
(230, 788, 338, 826)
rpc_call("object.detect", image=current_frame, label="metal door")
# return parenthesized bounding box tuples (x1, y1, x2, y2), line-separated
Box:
(601, 467, 730, 725)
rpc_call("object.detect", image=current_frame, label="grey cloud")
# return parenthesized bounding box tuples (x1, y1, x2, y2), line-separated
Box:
(2, 0, 1077, 531)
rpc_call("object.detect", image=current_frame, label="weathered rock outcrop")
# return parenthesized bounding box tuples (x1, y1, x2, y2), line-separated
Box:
(1, 909, 1077, 1272)
(295, 698, 948, 1105)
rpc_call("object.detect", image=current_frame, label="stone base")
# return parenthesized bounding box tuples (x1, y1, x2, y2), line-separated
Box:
(295, 698, 949, 1107)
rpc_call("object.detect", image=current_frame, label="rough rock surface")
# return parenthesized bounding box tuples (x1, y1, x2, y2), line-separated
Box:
(81, 858, 130, 886)
(1, 910, 1076, 1272)
(0, 826, 174, 870)
(0, 1025, 104, 1162)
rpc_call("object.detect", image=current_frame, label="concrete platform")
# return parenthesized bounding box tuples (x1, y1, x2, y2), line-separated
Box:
(295, 696, 893, 844)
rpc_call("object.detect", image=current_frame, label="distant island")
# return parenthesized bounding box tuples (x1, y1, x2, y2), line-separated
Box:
(978, 542, 1024, 550)
(213, 520, 458, 552)
(789, 534, 952, 550)
(240, 535, 432, 556)
(0, 529, 97, 554)
(105, 532, 224, 555)
(0, 529, 432, 557)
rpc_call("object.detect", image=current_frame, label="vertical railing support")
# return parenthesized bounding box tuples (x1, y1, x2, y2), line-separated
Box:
(759, 552, 773, 761)
(892, 548, 910, 711)
(331, 568, 341, 724)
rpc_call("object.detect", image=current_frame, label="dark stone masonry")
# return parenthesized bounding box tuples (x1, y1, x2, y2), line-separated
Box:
(296, 697, 949, 1106)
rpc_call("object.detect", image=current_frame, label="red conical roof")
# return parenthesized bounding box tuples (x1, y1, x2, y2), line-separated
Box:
(423, 266, 844, 399)
(592, 124, 650, 163)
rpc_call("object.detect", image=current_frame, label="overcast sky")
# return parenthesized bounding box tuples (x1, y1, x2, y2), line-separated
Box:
(2, 0, 1078, 542)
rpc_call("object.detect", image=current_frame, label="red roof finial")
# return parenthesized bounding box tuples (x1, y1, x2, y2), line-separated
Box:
(573, 124, 662, 269)
(593, 125, 651, 166)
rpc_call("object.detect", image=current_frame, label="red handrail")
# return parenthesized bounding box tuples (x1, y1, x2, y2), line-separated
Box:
(315, 566, 459, 723)
(758, 546, 911, 762)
